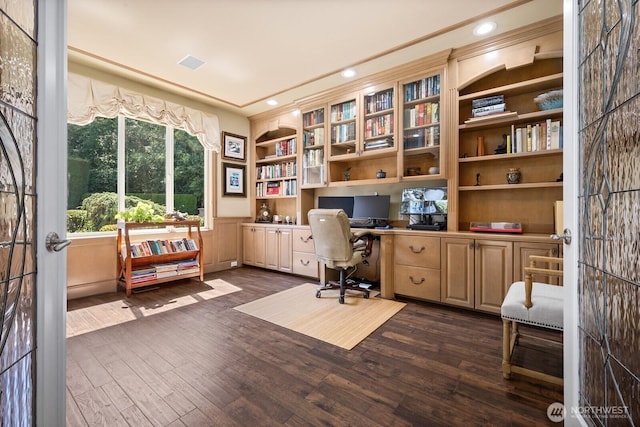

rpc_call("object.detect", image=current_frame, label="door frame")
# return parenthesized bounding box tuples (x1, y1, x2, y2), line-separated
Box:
(36, 0, 67, 424)
(562, 1, 583, 425)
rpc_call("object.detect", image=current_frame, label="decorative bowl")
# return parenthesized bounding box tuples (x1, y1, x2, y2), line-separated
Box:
(534, 89, 563, 110)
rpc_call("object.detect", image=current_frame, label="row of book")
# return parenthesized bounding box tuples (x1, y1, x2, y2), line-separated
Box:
(302, 148, 324, 167)
(256, 161, 297, 180)
(303, 128, 324, 147)
(126, 238, 198, 258)
(404, 102, 439, 128)
(330, 100, 356, 122)
(364, 113, 394, 139)
(404, 75, 440, 102)
(403, 126, 440, 150)
(365, 89, 394, 115)
(256, 179, 297, 197)
(130, 260, 200, 284)
(331, 122, 356, 144)
(471, 95, 505, 117)
(508, 119, 562, 153)
(274, 138, 296, 157)
(303, 108, 324, 127)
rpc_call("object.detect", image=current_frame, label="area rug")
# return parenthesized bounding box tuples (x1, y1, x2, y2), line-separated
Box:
(233, 283, 406, 350)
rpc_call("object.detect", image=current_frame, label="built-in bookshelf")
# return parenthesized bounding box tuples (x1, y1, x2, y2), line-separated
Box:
(400, 72, 444, 180)
(255, 134, 297, 198)
(363, 87, 395, 152)
(117, 220, 204, 296)
(302, 107, 326, 187)
(329, 96, 357, 157)
(455, 57, 564, 234)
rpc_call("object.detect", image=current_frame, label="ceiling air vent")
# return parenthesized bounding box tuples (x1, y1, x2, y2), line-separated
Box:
(178, 55, 205, 70)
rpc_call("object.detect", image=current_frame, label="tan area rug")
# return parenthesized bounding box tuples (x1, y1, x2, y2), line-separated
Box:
(66, 278, 241, 337)
(234, 283, 406, 350)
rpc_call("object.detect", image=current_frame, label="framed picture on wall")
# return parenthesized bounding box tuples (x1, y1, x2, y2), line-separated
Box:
(223, 162, 246, 197)
(222, 131, 246, 162)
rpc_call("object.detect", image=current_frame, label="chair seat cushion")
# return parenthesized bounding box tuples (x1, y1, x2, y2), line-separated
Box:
(501, 281, 563, 330)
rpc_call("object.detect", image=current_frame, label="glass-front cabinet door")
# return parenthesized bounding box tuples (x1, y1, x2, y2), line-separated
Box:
(400, 72, 443, 180)
(301, 107, 326, 187)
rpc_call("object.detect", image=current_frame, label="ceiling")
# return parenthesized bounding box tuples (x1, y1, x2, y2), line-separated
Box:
(67, 0, 562, 118)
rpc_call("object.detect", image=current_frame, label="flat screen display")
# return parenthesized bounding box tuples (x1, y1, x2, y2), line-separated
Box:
(317, 196, 354, 218)
(400, 187, 447, 215)
(352, 195, 390, 220)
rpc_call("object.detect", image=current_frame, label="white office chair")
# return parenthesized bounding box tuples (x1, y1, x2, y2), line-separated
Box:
(501, 255, 564, 385)
(307, 209, 374, 304)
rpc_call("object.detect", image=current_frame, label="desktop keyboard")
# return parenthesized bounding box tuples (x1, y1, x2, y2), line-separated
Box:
(349, 220, 376, 229)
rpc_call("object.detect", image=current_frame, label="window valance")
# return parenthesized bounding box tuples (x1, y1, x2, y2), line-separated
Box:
(67, 73, 220, 151)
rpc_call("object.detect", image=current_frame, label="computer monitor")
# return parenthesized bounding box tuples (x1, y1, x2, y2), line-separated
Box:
(352, 195, 390, 221)
(317, 196, 354, 218)
(400, 187, 447, 215)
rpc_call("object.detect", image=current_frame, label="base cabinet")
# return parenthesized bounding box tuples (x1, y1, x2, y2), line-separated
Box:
(265, 226, 292, 273)
(440, 237, 513, 314)
(292, 228, 318, 278)
(393, 235, 441, 301)
(514, 242, 561, 284)
(242, 226, 266, 267)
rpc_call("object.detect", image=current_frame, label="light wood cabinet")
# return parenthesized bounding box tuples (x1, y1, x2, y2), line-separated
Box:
(453, 54, 563, 234)
(393, 235, 441, 301)
(399, 70, 446, 181)
(440, 237, 513, 314)
(301, 107, 326, 187)
(242, 225, 266, 268)
(265, 226, 292, 273)
(291, 227, 318, 278)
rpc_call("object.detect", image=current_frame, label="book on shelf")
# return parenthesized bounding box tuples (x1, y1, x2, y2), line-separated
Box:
(510, 119, 562, 153)
(471, 95, 504, 109)
(266, 182, 280, 196)
(472, 103, 506, 117)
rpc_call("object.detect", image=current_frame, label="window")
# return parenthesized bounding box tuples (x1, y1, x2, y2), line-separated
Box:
(67, 116, 205, 233)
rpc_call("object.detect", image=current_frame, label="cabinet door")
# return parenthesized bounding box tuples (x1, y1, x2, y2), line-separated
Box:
(253, 227, 266, 267)
(265, 228, 279, 270)
(474, 239, 513, 314)
(440, 238, 474, 309)
(513, 242, 561, 284)
(277, 228, 292, 273)
(242, 226, 255, 265)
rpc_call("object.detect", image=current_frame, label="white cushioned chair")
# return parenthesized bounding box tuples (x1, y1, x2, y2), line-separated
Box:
(501, 255, 564, 385)
(307, 209, 374, 304)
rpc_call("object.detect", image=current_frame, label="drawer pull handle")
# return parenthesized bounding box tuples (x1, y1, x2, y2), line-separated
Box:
(300, 235, 313, 243)
(409, 276, 425, 285)
(300, 259, 310, 266)
(409, 245, 425, 254)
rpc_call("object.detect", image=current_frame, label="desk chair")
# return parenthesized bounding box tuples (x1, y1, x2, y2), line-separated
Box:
(307, 209, 374, 304)
(501, 255, 564, 385)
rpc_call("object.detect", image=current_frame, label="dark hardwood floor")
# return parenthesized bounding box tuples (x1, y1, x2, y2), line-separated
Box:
(66, 267, 563, 426)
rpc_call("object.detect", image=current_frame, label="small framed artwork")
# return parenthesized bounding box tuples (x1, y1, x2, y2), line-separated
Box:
(222, 131, 247, 162)
(223, 162, 246, 197)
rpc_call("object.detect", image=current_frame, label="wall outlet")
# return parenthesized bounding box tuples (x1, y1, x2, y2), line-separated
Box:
(231, 261, 238, 267)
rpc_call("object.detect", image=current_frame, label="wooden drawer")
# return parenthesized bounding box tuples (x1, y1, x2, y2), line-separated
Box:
(394, 235, 440, 269)
(394, 265, 441, 301)
(292, 228, 315, 253)
(292, 251, 318, 278)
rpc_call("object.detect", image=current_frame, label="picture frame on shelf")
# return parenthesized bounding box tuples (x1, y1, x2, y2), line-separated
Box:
(222, 131, 247, 162)
(222, 162, 246, 197)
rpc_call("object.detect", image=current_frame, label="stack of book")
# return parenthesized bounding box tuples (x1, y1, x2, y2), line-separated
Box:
(130, 266, 156, 284)
(471, 95, 505, 117)
(177, 260, 200, 275)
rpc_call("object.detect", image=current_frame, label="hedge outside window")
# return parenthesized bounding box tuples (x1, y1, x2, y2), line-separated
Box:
(67, 116, 205, 233)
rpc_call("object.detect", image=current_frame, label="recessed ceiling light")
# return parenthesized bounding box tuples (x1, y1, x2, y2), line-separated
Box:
(473, 21, 497, 36)
(341, 68, 356, 78)
(266, 99, 278, 106)
(178, 54, 205, 70)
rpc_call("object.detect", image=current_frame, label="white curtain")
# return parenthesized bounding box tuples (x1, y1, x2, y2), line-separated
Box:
(67, 73, 221, 151)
